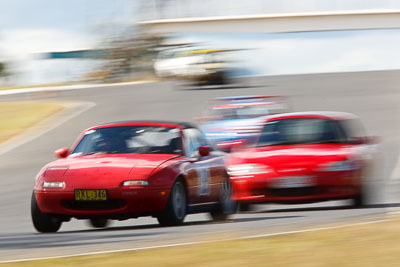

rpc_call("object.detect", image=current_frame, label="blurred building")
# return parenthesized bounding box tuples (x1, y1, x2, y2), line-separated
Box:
(26, 49, 109, 85)
(140, 0, 400, 20)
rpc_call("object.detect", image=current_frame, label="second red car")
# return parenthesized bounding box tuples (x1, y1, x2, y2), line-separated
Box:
(227, 112, 377, 208)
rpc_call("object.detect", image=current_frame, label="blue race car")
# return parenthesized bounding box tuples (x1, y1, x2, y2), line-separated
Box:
(197, 95, 288, 151)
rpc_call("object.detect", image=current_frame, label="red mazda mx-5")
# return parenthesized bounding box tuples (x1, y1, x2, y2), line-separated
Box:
(227, 112, 377, 209)
(31, 121, 235, 233)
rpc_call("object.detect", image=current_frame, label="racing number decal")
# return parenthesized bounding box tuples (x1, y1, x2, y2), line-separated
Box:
(198, 167, 210, 196)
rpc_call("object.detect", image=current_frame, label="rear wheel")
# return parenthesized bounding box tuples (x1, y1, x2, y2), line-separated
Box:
(350, 184, 366, 208)
(210, 178, 236, 221)
(89, 218, 109, 228)
(157, 179, 187, 226)
(238, 202, 252, 212)
(351, 193, 365, 208)
(31, 191, 62, 233)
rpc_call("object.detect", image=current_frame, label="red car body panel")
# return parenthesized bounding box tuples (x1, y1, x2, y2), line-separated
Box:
(227, 112, 374, 204)
(34, 122, 227, 219)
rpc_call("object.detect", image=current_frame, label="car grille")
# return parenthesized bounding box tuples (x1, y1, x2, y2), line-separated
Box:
(268, 187, 318, 197)
(62, 199, 126, 210)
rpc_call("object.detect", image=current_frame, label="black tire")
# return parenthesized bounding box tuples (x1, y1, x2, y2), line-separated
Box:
(238, 202, 252, 212)
(210, 178, 236, 221)
(351, 193, 365, 208)
(157, 179, 187, 226)
(31, 191, 62, 233)
(89, 218, 109, 228)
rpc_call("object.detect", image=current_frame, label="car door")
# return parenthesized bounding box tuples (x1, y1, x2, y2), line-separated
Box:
(182, 128, 225, 206)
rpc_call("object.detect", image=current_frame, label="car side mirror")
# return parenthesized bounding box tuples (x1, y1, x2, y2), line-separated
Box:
(54, 147, 70, 158)
(198, 145, 211, 157)
(351, 136, 380, 145)
(366, 136, 380, 144)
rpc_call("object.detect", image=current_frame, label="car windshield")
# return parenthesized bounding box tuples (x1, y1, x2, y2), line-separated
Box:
(71, 126, 182, 155)
(257, 118, 344, 147)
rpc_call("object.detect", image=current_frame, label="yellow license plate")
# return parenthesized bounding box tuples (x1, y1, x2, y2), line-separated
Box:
(74, 189, 107, 201)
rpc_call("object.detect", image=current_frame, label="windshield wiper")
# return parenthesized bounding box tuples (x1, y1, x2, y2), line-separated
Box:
(84, 151, 121, 155)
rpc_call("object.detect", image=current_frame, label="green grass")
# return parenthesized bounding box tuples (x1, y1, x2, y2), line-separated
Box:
(3, 217, 400, 266)
(0, 101, 64, 144)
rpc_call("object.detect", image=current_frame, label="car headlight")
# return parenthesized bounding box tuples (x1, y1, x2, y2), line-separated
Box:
(43, 181, 65, 188)
(122, 180, 149, 187)
(319, 160, 360, 172)
(228, 164, 272, 176)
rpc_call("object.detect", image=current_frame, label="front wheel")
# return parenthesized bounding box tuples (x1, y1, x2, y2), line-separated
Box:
(157, 179, 187, 226)
(88, 218, 109, 228)
(210, 178, 236, 221)
(31, 191, 62, 233)
(238, 202, 252, 212)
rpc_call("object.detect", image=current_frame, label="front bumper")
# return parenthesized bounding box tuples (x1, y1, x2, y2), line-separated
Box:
(230, 171, 362, 204)
(35, 188, 170, 218)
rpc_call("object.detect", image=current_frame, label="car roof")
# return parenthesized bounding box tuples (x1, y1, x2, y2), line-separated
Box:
(211, 95, 281, 102)
(212, 101, 284, 109)
(264, 111, 359, 121)
(87, 121, 197, 131)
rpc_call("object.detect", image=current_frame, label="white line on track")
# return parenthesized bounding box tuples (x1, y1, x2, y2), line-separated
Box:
(0, 101, 96, 156)
(388, 210, 400, 215)
(0, 81, 151, 96)
(0, 218, 392, 264)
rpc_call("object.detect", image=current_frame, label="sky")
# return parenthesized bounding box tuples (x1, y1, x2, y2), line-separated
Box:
(0, 0, 138, 57)
(1, 0, 400, 84)
(0, 0, 138, 84)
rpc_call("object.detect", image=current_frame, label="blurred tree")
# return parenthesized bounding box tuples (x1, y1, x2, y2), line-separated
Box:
(0, 62, 11, 85)
(0, 62, 5, 76)
(103, 32, 164, 82)
(85, 24, 164, 83)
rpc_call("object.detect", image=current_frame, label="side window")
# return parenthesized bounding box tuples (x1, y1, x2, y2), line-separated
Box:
(339, 119, 367, 142)
(323, 120, 345, 141)
(183, 128, 206, 158)
(331, 120, 348, 141)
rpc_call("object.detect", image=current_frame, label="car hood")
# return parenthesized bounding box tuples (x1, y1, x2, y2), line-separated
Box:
(230, 144, 352, 171)
(45, 154, 179, 180)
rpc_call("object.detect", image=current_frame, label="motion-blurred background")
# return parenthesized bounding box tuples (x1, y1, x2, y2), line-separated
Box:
(1, 0, 400, 87)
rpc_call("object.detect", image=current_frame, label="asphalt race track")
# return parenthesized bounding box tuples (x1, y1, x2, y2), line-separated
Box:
(1, 70, 400, 261)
